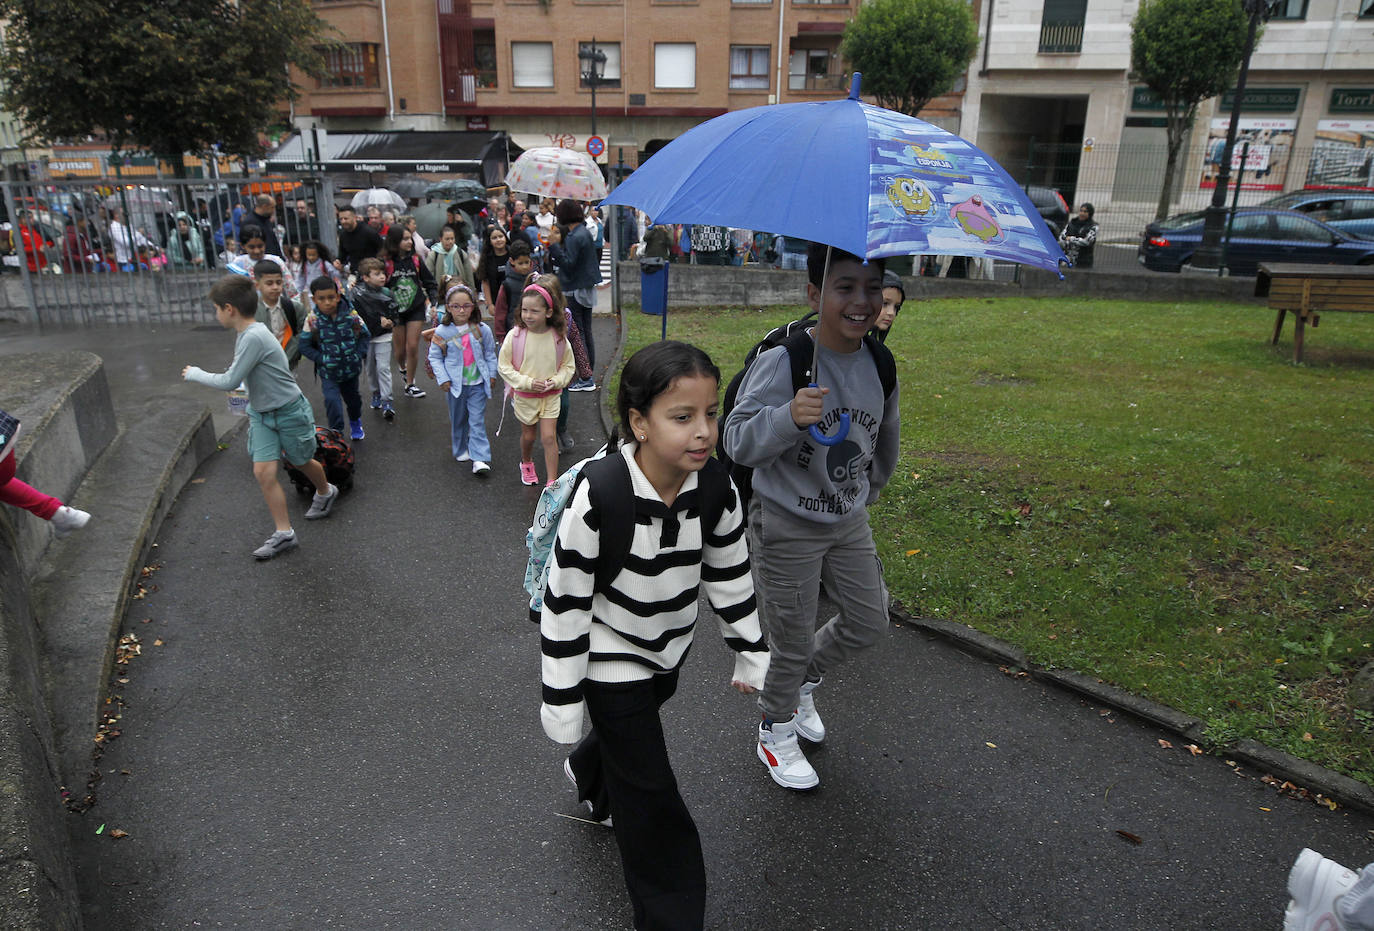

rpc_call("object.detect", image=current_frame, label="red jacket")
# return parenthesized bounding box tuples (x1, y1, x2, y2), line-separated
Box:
(17, 222, 50, 272)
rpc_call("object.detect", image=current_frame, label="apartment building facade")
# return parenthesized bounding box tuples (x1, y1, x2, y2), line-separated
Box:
(289, 0, 967, 169)
(963, 0, 1374, 230)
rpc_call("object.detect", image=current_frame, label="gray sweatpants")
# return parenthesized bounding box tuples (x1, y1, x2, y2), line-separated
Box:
(1342, 864, 1374, 930)
(747, 497, 890, 722)
(364, 335, 392, 403)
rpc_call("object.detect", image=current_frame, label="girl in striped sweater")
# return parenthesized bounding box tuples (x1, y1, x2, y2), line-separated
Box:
(540, 341, 769, 931)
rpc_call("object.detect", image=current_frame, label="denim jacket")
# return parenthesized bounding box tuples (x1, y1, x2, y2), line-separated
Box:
(427, 321, 498, 399)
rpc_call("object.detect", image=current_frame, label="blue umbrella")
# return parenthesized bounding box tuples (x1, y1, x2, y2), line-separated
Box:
(605, 73, 1064, 272)
(605, 72, 1066, 444)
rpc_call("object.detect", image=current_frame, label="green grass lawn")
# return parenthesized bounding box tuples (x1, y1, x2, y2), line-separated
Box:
(617, 297, 1374, 787)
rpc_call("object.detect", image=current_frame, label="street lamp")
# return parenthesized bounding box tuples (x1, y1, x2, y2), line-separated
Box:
(1191, 0, 1269, 272)
(578, 39, 608, 137)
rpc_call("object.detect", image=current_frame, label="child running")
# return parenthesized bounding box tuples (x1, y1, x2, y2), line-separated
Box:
(540, 340, 768, 931)
(298, 276, 371, 440)
(427, 284, 497, 475)
(0, 406, 91, 536)
(497, 274, 575, 487)
(182, 275, 340, 560)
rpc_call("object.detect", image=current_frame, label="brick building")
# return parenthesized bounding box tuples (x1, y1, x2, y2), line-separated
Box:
(287, 0, 965, 169)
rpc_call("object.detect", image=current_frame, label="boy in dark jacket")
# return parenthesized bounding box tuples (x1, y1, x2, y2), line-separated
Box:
(300, 276, 372, 440)
(348, 257, 399, 422)
(491, 238, 533, 344)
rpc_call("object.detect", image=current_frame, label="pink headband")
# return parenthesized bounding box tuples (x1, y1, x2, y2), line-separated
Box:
(445, 283, 475, 302)
(523, 283, 555, 310)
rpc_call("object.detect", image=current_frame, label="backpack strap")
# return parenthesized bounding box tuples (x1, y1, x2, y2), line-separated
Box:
(581, 452, 635, 594)
(862, 334, 898, 400)
(695, 458, 733, 540)
(510, 326, 527, 370)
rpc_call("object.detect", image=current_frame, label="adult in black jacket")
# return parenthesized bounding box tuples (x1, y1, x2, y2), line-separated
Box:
(335, 206, 384, 275)
(249, 195, 284, 260)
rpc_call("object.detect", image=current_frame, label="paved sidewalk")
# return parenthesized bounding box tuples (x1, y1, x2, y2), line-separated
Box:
(5, 316, 1372, 929)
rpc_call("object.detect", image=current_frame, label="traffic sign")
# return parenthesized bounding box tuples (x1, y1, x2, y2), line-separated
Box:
(586, 135, 605, 158)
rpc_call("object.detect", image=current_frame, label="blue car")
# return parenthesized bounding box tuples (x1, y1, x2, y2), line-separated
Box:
(1256, 190, 1374, 240)
(1137, 208, 1374, 275)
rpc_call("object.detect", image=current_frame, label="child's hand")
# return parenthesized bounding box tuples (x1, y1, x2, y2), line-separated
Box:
(730, 680, 757, 695)
(181, 365, 193, 379)
(381, 318, 393, 330)
(439, 381, 452, 393)
(789, 385, 828, 428)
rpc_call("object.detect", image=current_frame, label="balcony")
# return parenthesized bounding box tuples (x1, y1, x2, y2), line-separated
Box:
(1038, 19, 1084, 53)
(788, 72, 847, 92)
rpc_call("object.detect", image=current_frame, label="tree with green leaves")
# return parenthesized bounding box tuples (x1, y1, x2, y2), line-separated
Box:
(0, 0, 330, 173)
(840, 0, 978, 116)
(1131, 0, 1251, 219)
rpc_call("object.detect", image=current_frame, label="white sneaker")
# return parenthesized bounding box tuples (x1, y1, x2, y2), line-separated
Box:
(563, 758, 612, 827)
(1285, 848, 1359, 931)
(51, 506, 91, 538)
(472, 461, 490, 475)
(456, 452, 471, 462)
(757, 718, 819, 790)
(794, 679, 825, 743)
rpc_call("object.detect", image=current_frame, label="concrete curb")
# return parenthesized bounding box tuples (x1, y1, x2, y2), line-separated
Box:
(890, 607, 1374, 816)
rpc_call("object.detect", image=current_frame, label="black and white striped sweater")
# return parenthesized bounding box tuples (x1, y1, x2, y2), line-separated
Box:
(540, 444, 769, 744)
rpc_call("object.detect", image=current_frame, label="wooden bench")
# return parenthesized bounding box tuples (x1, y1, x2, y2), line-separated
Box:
(1256, 263, 1374, 363)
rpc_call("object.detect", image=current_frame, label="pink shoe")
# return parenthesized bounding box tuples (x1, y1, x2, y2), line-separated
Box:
(545, 479, 556, 488)
(519, 460, 539, 485)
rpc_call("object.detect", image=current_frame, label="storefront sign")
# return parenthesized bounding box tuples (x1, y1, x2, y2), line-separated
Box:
(1329, 88, 1374, 114)
(1306, 119, 1374, 188)
(1130, 86, 1166, 112)
(1198, 117, 1296, 191)
(1219, 87, 1301, 113)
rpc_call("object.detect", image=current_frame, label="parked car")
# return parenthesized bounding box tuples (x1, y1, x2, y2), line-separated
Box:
(1255, 190, 1374, 240)
(1138, 208, 1374, 275)
(1025, 185, 1070, 237)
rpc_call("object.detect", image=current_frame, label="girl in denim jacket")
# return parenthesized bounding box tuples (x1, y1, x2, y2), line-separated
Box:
(427, 284, 498, 474)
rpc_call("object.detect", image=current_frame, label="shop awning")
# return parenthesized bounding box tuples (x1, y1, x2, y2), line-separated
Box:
(264, 131, 510, 186)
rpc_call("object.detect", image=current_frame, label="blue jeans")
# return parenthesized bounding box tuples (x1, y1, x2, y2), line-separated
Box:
(320, 375, 362, 433)
(446, 382, 491, 462)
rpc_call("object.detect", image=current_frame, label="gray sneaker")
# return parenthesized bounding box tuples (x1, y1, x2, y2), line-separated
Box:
(557, 431, 575, 452)
(253, 530, 298, 560)
(304, 483, 339, 520)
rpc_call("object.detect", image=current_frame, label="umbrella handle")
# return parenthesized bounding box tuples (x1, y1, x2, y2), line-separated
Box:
(806, 383, 849, 446)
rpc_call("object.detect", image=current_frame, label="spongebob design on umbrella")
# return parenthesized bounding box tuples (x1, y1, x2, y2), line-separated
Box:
(950, 195, 1004, 243)
(886, 177, 936, 221)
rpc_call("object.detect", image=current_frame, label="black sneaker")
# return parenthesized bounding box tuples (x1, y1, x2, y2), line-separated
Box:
(404, 384, 426, 398)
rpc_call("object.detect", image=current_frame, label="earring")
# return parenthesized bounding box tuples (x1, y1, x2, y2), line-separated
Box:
(638, 434, 645, 441)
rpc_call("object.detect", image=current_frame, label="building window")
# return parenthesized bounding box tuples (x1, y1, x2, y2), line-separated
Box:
(512, 41, 554, 88)
(788, 48, 838, 91)
(317, 43, 381, 88)
(730, 46, 770, 89)
(654, 43, 696, 89)
(732, 0, 771, 5)
(1038, 0, 1086, 53)
(579, 42, 622, 89)
(475, 31, 497, 88)
(1268, 0, 1307, 18)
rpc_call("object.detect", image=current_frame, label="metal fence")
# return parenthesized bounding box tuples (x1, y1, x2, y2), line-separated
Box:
(0, 177, 336, 327)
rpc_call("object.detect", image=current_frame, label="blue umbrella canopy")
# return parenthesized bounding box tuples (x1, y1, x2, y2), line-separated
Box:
(604, 74, 1066, 275)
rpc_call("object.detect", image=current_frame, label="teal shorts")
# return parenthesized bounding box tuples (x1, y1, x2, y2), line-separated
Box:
(247, 394, 316, 464)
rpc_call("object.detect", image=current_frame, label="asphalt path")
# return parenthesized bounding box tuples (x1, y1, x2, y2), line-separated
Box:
(69, 317, 1373, 930)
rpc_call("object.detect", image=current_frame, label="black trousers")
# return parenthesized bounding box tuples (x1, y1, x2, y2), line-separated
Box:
(568, 670, 705, 931)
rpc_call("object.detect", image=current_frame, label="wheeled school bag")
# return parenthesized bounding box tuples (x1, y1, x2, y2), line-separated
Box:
(523, 446, 732, 624)
(282, 426, 355, 497)
(715, 310, 898, 510)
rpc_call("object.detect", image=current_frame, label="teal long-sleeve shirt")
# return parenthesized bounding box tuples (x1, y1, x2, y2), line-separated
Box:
(184, 322, 303, 413)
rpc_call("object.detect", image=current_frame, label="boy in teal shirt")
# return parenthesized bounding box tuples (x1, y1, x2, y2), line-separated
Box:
(182, 275, 341, 560)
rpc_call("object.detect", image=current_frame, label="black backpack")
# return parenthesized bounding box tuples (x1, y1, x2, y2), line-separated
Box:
(527, 450, 734, 623)
(716, 311, 898, 510)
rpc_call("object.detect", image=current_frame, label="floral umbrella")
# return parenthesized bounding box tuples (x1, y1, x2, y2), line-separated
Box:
(505, 147, 607, 202)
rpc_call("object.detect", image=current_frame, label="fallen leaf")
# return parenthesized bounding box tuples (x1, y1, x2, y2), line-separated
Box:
(1292, 564, 1309, 572)
(1260, 807, 1272, 812)
(985, 742, 997, 749)
(1185, 744, 1203, 756)
(95, 824, 105, 835)
(190, 478, 207, 484)
(109, 828, 129, 839)
(1115, 830, 1142, 845)
(1302, 732, 1314, 741)
(1157, 739, 1173, 749)
(153, 639, 164, 647)
(905, 549, 920, 556)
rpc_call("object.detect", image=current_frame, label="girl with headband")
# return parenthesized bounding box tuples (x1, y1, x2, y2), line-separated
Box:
(497, 274, 575, 486)
(427, 284, 499, 474)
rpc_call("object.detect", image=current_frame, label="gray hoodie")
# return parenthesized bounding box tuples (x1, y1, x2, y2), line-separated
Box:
(722, 336, 900, 524)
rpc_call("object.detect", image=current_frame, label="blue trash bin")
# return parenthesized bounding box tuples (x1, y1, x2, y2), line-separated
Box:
(640, 257, 668, 316)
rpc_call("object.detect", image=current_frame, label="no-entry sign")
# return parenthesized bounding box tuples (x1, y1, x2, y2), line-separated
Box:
(586, 136, 605, 158)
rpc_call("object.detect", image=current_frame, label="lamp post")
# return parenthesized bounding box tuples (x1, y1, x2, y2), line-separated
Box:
(578, 39, 608, 137)
(1191, 0, 1268, 272)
